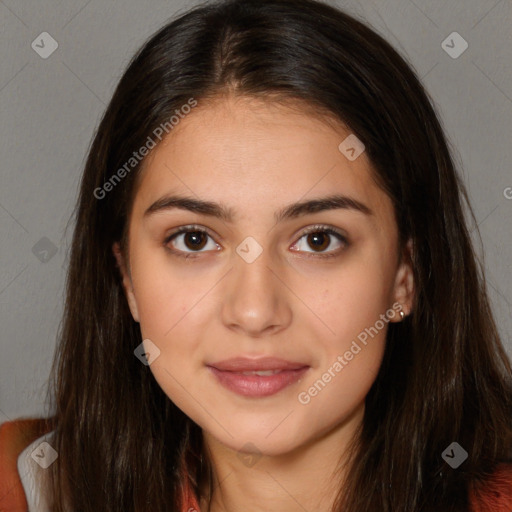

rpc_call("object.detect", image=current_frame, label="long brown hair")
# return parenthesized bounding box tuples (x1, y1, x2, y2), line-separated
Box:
(44, 0, 512, 510)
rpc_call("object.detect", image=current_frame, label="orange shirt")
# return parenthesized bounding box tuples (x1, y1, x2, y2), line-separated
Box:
(1, 418, 511, 511)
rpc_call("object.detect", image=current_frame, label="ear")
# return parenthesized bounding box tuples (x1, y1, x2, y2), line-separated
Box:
(112, 241, 140, 323)
(390, 238, 415, 322)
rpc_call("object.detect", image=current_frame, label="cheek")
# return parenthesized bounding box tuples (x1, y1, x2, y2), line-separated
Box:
(133, 283, 205, 421)
(296, 346, 384, 437)
(302, 255, 395, 345)
(128, 255, 210, 414)
(296, 294, 389, 428)
(130, 252, 203, 340)
(293, 251, 393, 407)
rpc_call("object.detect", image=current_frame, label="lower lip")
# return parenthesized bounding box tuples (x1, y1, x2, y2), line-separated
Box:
(207, 366, 310, 397)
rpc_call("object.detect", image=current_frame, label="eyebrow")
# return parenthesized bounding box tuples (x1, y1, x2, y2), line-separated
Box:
(143, 193, 373, 223)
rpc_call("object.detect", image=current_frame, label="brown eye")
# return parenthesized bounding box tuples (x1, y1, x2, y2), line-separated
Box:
(291, 226, 349, 258)
(164, 226, 219, 257)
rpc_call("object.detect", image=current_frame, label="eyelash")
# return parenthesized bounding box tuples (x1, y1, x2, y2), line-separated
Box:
(163, 224, 349, 260)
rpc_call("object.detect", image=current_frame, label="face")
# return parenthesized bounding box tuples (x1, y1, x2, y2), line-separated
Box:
(113, 95, 414, 457)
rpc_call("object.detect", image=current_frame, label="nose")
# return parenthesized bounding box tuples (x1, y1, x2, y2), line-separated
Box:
(220, 244, 292, 338)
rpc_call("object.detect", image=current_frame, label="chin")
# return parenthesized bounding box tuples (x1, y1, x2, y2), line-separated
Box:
(205, 419, 309, 458)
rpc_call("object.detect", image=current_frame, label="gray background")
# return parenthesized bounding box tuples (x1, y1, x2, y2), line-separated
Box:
(1, 0, 511, 423)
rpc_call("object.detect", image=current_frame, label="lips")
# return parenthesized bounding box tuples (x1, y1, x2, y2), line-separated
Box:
(206, 357, 310, 397)
(208, 356, 308, 372)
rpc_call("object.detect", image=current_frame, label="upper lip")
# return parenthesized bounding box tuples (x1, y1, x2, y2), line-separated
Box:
(207, 357, 309, 372)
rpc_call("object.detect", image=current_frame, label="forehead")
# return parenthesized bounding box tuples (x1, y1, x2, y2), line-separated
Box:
(131, 95, 393, 226)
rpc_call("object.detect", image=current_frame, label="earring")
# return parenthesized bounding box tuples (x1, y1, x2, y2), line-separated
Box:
(400, 310, 405, 320)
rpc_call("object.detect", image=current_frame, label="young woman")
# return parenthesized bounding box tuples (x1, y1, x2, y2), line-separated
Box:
(1, 0, 511, 510)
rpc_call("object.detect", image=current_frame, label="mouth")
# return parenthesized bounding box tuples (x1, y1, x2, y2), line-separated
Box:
(206, 357, 310, 397)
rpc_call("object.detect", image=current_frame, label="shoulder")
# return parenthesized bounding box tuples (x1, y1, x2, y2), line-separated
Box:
(469, 463, 512, 511)
(2, 418, 197, 512)
(0, 418, 54, 512)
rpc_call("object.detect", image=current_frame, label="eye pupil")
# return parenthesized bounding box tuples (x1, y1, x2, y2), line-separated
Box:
(308, 232, 329, 252)
(185, 231, 207, 250)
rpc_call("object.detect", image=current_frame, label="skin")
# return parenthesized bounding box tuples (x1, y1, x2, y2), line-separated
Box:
(113, 94, 415, 512)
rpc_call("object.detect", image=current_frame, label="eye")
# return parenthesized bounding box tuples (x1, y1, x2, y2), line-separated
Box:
(290, 225, 349, 258)
(163, 224, 349, 259)
(164, 225, 219, 258)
